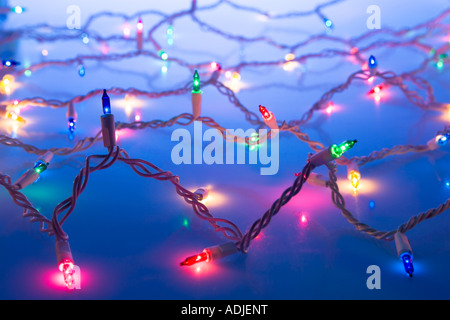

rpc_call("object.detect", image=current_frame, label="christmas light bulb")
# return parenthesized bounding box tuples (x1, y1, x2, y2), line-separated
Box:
(5, 111, 25, 123)
(210, 62, 218, 70)
(78, 64, 85, 77)
(348, 170, 361, 190)
(401, 253, 414, 277)
(102, 89, 111, 114)
(259, 105, 279, 131)
(167, 25, 173, 36)
(330, 140, 357, 159)
(395, 232, 414, 277)
(285, 53, 295, 61)
(368, 55, 377, 69)
(11, 6, 24, 14)
(180, 251, 209, 266)
(368, 84, 383, 95)
(123, 24, 131, 38)
(33, 160, 48, 174)
(81, 33, 89, 44)
(137, 19, 144, 32)
(324, 18, 333, 29)
(180, 242, 238, 267)
(68, 118, 76, 133)
(13, 152, 53, 189)
(192, 70, 201, 93)
(67, 102, 77, 134)
(259, 105, 272, 121)
(100, 90, 116, 148)
(437, 134, 448, 145)
(56, 240, 76, 290)
(159, 50, 168, 61)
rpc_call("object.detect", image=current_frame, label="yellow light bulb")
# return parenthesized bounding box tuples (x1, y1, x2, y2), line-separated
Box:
(6, 111, 25, 123)
(285, 53, 295, 61)
(348, 170, 361, 190)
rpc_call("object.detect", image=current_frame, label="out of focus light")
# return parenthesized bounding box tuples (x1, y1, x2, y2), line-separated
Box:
(42, 49, 48, 56)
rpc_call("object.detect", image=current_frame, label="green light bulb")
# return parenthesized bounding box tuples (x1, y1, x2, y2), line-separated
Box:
(330, 140, 357, 158)
(33, 161, 48, 174)
(192, 70, 201, 93)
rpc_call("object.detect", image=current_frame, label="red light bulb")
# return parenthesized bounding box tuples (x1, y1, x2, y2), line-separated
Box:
(368, 84, 383, 95)
(259, 105, 272, 121)
(180, 251, 210, 266)
(58, 259, 75, 290)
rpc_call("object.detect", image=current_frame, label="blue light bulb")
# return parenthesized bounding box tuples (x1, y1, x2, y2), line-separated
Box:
(78, 65, 85, 77)
(437, 134, 448, 146)
(324, 18, 333, 29)
(68, 118, 76, 133)
(102, 89, 111, 114)
(368, 55, 377, 69)
(401, 253, 414, 277)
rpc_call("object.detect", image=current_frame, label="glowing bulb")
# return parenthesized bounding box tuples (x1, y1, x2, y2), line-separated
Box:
(123, 26, 131, 38)
(348, 170, 361, 191)
(24, 70, 32, 77)
(232, 72, 241, 81)
(135, 113, 141, 122)
(259, 105, 272, 121)
(225, 71, 232, 79)
(326, 101, 333, 114)
(102, 89, 111, 114)
(350, 47, 359, 55)
(330, 140, 357, 159)
(192, 70, 201, 93)
(436, 134, 448, 146)
(68, 118, 76, 133)
(42, 49, 48, 56)
(368, 55, 377, 69)
(324, 18, 333, 29)
(159, 50, 168, 60)
(33, 161, 48, 174)
(78, 64, 85, 77)
(5, 111, 25, 123)
(81, 33, 89, 44)
(285, 53, 295, 61)
(137, 19, 144, 32)
(12, 6, 23, 14)
(401, 253, 414, 277)
(436, 59, 444, 70)
(5, 61, 11, 67)
(368, 85, 383, 95)
(58, 259, 75, 289)
(210, 62, 218, 71)
(161, 65, 168, 73)
(180, 251, 209, 266)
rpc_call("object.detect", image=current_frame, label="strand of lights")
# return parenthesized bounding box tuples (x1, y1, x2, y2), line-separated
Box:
(0, 3, 448, 288)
